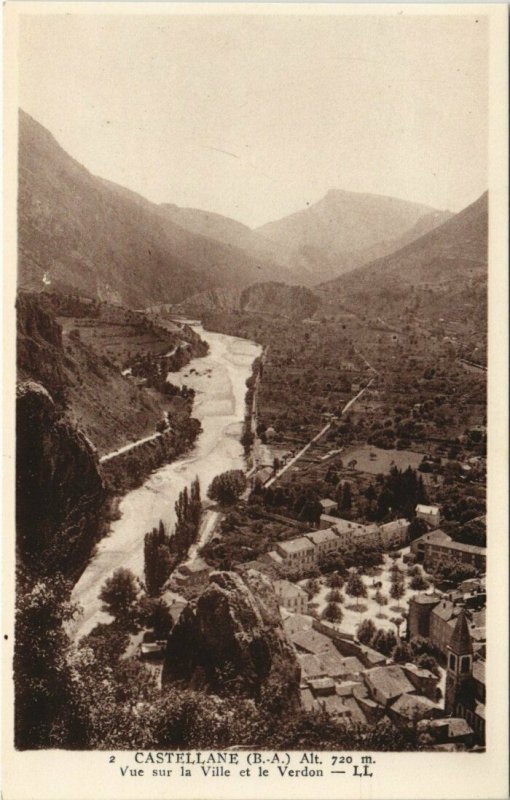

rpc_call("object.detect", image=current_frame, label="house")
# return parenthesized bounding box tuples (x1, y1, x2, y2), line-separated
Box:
(318, 515, 406, 552)
(273, 579, 309, 614)
(283, 612, 313, 637)
(290, 627, 340, 658)
(139, 641, 166, 660)
(363, 665, 416, 707)
(305, 528, 340, 559)
(314, 694, 351, 720)
(308, 676, 336, 696)
(298, 653, 327, 680)
(378, 519, 410, 550)
(275, 536, 316, 571)
(401, 663, 440, 701)
(416, 504, 442, 527)
(388, 693, 438, 725)
(319, 498, 338, 514)
(417, 717, 474, 747)
(255, 466, 274, 484)
(407, 592, 444, 639)
(265, 549, 284, 568)
(408, 593, 486, 656)
(410, 530, 486, 572)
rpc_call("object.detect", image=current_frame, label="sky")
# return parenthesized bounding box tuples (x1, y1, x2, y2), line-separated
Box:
(18, 11, 488, 228)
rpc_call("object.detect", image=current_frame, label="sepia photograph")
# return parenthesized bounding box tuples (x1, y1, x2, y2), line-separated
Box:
(2, 3, 508, 799)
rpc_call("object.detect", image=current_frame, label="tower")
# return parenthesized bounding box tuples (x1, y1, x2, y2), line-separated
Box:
(444, 609, 474, 716)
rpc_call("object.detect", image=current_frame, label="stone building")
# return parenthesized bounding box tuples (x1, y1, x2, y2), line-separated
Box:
(444, 610, 485, 745)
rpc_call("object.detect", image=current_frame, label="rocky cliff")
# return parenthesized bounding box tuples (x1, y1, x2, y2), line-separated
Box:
(162, 570, 301, 706)
(16, 381, 105, 579)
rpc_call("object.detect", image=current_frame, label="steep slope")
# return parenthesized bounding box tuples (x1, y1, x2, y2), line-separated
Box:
(318, 192, 488, 325)
(157, 204, 313, 285)
(17, 111, 290, 307)
(257, 189, 451, 282)
(325, 192, 487, 292)
(16, 291, 203, 455)
(174, 281, 321, 319)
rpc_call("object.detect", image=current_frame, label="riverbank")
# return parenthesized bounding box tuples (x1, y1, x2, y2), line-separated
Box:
(70, 326, 261, 641)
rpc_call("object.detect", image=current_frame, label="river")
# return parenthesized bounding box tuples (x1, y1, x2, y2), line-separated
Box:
(70, 326, 261, 641)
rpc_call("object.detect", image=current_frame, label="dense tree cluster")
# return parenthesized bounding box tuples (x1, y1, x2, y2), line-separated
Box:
(208, 470, 247, 505)
(361, 466, 429, 521)
(144, 479, 202, 595)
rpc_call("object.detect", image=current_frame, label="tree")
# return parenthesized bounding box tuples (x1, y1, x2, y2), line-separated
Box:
(98, 568, 139, 625)
(144, 522, 173, 596)
(416, 653, 440, 677)
(327, 588, 343, 603)
(15, 576, 88, 749)
(319, 552, 345, 575)
(373, 589, 388, 608)
(79, 621, 130, 662)
(372, 628, 398, 657)
(305, 578, 320, 598)
(137, 597, 174, 640)
(392, 642, 413, 663)
(408, 517, 428, 542)
(390, 578, 406, 609)
(327, 571, 344, 589)
(208, 470, 247, 505)
(357, 618, 376, 645)
(340, 482, 352, 512)
(410, 574, 430, 591)
(391, 615, 406, 640)
(322, 602, 343, 623)
(345, 573, 367, 610)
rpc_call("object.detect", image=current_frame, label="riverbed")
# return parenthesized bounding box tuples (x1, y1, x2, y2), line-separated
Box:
(70, 326, 261, 641)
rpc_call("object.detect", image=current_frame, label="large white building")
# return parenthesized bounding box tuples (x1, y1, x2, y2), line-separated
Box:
(269, 515, 411, 575)
(273, 579, 309, 614)
(416, 504, 441, 527)
(275, 536, 316, 570)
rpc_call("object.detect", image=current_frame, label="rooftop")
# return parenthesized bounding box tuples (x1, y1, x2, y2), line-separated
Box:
(316, 695, 350, 716)
(308, 677, 336, 692)
(282, 613, 313, 636)
(291, 628, 340, 657)
(323, 516, 366, 534)
(449, 610, 474, 655)
(277, 536, 315, 555)
(391, 692, 436, 719)
(298, 653, 325, 679)
(266, 550, 283, 565)
(305, 528, 340, 546)
(273, 579, 308, 599)
(415, 529, 486, 556)
(380, 518, 409, 534)
(364, 665, 415, 702)
(431, 599, 458, 622)
(416, 529, 452, 546)
(319, 498, 337, 509)
(416, 504, 441, 515)
(410, 593, 442, 606)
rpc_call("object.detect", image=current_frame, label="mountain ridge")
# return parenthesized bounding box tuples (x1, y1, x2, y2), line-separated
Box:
(17, 110, 294, 307)
(256, 188, 453, 283)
